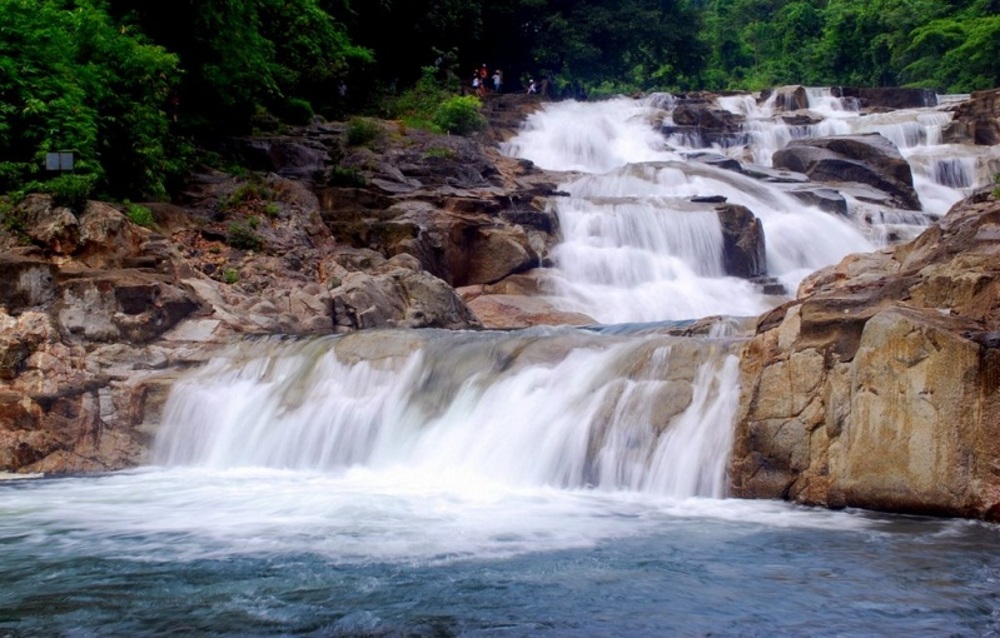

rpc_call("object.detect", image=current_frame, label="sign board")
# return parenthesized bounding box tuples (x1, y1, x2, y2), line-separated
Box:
(45, 152, 74, 171)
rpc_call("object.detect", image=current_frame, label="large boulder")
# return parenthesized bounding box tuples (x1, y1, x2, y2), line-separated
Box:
(731, 192, 1000, 520)
(330, 253, 482, 331)
(770, 85, 809, 112)
(772, 133, 921, 210)
(18, 194, 79, 255)
(716, 203, 767, 279)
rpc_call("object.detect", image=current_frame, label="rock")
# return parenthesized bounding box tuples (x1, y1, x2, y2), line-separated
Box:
(57, 270, 202, 343)
(230, 136, 332, 182)
(771, 85, 809, 112)
(716, 204, 767, 279)
(772, 133, 921, 210)
(330, 262, 482, 331)
(19, 194, 79, 255)
(731, 194, 1000, 520)
(672, 101, 744, 132)
(786, 187, 849, 216)
(464, 294, 595, 329)
(944, 88, 1000, 146)
(836, 87, 938, 111)
(0, 256, 57, 312)
(76, 201, 148, 269)
(684, 152, 743, 173)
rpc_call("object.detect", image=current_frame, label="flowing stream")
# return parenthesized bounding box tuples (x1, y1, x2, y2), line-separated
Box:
(3, 90, 1000, 636)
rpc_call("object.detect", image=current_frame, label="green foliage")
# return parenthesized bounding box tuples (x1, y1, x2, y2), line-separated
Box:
(227, 222, 263, 251)
(32, 174, 98, 213)
(390, 66, 452, 126)
(424, 147, 456, 160)
(346, 118, 383, 147)
(109, 0, 372, 136)
(124, 201, 155, 228)
(903, 15, 1000, 91)
(0, 0, 182, 200)
(432, 96, 486, 135)
(219, 181, 275, 212)
(264, 202, 281, 218)
(222, 268, 239, 285)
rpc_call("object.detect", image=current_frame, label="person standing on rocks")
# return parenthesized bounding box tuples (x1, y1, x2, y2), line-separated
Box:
(493, 69, 503, 94)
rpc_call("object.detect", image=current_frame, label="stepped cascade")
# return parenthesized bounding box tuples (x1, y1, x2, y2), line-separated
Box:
(503, 88, 1000, 324)
(3, 88, 1000, 636)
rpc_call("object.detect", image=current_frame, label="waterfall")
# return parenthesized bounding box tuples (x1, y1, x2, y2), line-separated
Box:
(152, 89, 995, 505)
(506, 96, 874, 322)
(155, 330, 743, 498)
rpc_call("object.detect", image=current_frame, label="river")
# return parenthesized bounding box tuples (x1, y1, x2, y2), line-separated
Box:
(3, 89, 1000, 636)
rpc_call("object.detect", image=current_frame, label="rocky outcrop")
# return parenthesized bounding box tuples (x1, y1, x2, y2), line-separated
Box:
(835, 87, 938, 111)
(945, 88, 1000, 146)
(329, 252, 483, 330)
(772, 133, 922, 210)
(731, 189, 1000, 520)
(459, 271, 596, 329)
(769, 85, 809, 112)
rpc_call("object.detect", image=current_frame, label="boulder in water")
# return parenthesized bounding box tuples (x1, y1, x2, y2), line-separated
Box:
(716, 203, 767, 279)
(944, 88, 1000, 146)
(772, 133, 922, 211)
(731, 193, 1000, 520)
(835, 87, 937, 111)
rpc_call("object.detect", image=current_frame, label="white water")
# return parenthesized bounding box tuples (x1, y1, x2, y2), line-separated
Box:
(503, 89, 997, 323)
(155, 330, 741, 499)
(506, 96, 876, 322)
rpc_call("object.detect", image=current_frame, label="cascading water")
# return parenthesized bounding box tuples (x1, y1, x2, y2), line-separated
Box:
(503, 89, 1000, 324)
(505, 96, 876, 322)
(4, 89, 1000, 636)
(154, 329, 742, 499)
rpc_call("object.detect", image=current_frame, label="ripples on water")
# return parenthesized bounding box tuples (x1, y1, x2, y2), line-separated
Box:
(2, 470, 1000, 636)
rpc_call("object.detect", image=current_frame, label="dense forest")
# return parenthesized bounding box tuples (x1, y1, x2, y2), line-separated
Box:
(1, 0, 998, 202)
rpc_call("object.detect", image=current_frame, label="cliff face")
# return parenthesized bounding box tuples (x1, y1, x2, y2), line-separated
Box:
(731, 188, 1000, 519)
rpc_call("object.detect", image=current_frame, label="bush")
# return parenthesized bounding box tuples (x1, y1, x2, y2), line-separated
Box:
(227, 222, 263, 251)
(346, 117, 382, 146)
(125, 201, 155, 227)
(432, 96, 487, 136)
(36, 174, 97, 213)
(271, 97, 315, 125)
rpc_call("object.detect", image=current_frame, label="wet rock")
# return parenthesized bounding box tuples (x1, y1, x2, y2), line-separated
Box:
(835, 87, 938, 111)
(772, 133, 921, 210)
(786, 187, 849, 216)
(716, 204, 767, 279)
(770, 85, 809, 112)
(945, 88, 1000, 146)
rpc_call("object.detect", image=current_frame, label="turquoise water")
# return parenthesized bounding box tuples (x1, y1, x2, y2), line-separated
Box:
(2, 469, 999, 636)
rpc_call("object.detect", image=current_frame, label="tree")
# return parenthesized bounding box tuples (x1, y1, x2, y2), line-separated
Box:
(108, 0, 371, 134)
(0, 0, 180, 199)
